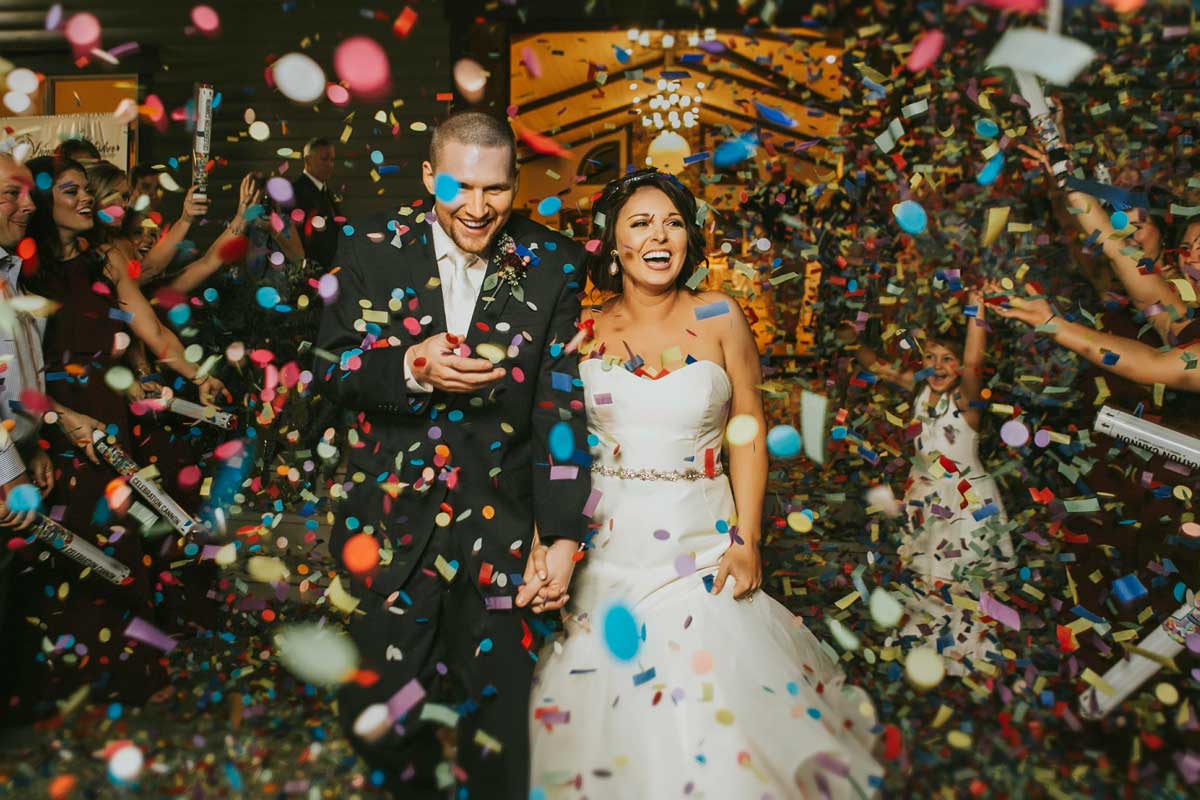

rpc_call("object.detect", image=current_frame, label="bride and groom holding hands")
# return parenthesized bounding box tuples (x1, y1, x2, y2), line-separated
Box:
(316, 111, 882, 799)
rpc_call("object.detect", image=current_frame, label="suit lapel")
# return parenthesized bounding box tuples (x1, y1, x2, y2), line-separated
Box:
(463, 226, 517, 352)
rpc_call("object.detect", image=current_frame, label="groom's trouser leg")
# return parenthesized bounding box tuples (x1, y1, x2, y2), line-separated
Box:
(338, 552, 456, 799)
(441, 568, 537, 800)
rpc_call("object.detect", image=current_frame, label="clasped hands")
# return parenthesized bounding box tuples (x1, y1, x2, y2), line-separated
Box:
(516, 529, 577, 614)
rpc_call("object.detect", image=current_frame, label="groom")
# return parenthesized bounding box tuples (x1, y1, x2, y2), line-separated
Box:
(316, 112, 589, 799)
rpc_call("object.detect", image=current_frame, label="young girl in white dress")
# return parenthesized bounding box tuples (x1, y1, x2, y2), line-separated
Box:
(858, 292, 1014, 673)
(520, 171, 883, 799)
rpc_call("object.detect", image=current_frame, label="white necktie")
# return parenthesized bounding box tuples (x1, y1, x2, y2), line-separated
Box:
(446, 249, 479, 338)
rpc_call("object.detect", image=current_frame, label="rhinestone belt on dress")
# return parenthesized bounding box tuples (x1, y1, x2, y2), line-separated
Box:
(589, 463, 725, 481)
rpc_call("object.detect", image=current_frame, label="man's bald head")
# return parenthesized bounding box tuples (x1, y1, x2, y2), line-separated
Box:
(0, 153, 34, 250)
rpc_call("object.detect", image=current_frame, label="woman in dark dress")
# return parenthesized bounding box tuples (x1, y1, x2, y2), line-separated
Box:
(1, 156, 225, 718)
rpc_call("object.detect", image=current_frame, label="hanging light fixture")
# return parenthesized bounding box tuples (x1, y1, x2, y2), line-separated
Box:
(634, 77, 702, 131)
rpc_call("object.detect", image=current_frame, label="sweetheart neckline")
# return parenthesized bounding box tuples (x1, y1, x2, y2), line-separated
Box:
(580, 357, 732, 391)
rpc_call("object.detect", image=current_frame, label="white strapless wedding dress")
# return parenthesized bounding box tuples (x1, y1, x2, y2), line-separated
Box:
(529, 359, 883, 800)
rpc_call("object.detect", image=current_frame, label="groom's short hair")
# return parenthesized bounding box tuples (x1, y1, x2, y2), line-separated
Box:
(430, 112, 517, 178)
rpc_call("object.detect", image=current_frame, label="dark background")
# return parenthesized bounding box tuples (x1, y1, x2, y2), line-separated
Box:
(0, 0, 835, 228)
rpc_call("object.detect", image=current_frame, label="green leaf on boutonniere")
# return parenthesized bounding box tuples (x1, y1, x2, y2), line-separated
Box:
(511, 284, 525, 303)
(482, 273, 500, 292)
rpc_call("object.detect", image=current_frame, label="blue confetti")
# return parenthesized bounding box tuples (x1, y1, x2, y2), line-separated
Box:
(603, 604, 640, 661)
(256, 287, 281, 308)
(6, 483, 40, 513)
(894, 200, 927, 234)
(434, 174, 460, 204)
(766, 425, 802, 459)
(548, 421, 574, 461)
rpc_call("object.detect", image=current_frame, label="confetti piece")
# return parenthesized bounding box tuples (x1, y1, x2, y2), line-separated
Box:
(907, 29, 944, 72)
(893, 200, 927, 234)
(693, 300, 729, 320)
(123, 617, 177, 653)
(334, 36, 389, 97)
(766, 425, 802, 458)
(603, 603, 640, 662)
(275, 624, 359, 685)
(905, 648, 945, 690)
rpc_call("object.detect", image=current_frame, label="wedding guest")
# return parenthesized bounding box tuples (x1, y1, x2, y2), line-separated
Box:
(858, 289, 1014, 672)
(1, 155, 223, 716)
(291, 137, 340, 267)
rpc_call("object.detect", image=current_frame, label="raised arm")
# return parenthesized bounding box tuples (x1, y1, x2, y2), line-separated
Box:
(712, 294, 766, 600)
(169, 175, 260, 294)
(1067, 193, 1187, 333)
(106, 248, 226, 405)
(138, 186, 209, 285)
(956, 289, 987, 430)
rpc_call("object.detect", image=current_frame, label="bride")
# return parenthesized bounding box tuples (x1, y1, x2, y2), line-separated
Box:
(518, 170, 884, 799)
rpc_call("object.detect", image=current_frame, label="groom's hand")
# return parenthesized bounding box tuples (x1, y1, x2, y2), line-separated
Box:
(516, 538, 577, 614)
(409, 333, 506, 393)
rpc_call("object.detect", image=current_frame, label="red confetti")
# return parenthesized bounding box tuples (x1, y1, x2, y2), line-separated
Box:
(392, 6, 417, 37)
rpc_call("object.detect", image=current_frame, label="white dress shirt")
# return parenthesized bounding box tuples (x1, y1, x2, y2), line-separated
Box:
(302, 170, 326, 192)
(0, 247, 46, 483)
(402, 218, 487, 394)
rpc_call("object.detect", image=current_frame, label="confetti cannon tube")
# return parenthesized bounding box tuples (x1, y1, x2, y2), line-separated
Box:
(1014, 71, 1072, 189)
(1079, 596, 1199, 720)
(92, 431, 202, 537)
(167, 396, 236, 430)
(192, 83, 214, 200)
(1093, 406, 1200, 470)
(2, 504, 131, 585)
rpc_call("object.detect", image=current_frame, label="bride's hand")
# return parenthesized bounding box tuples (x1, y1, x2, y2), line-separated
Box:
(712, 538, 762, 600)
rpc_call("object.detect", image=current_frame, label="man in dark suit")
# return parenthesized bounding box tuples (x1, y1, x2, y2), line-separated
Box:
(292, 137, 340, 267)
(315, 112, 590, 799)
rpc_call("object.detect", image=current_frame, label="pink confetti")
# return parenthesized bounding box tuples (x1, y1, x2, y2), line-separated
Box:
(907, 30, 944, 73)
(124, 616, 178, 653)
(582, 488, 602, 517)
(214, 440, 245, 461)
(333, 36, 390, 97)
(190, 5, 220, 34)
(177, 465, 201, 490)
(387, 677, 425, 721)
(63, 12, 101, 55)
(980, 591, 1021, 631)
(520, 46, 542, 79)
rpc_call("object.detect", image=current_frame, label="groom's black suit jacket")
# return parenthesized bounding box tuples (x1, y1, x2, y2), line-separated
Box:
(315, 212, 591, 602)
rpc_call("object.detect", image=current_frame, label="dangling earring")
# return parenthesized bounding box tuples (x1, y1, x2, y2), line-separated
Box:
(608, 249, 620, 276)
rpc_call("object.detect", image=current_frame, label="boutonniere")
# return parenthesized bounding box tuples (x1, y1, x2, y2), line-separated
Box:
(481, 233, 531, 308)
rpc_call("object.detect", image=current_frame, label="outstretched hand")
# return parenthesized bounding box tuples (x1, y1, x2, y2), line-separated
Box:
(993, 295, 1056, 328)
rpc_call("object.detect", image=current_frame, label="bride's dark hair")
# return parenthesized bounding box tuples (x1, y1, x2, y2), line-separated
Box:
(585, 169, 707, 294)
